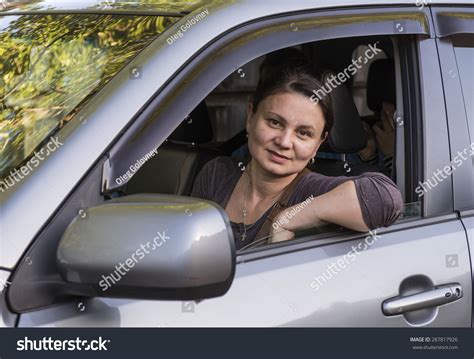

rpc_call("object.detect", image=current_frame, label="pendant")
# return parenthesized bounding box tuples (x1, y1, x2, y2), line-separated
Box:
(240, 222, 246, 242)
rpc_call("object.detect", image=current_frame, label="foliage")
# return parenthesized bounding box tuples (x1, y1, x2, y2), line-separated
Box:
(0, 13, 177, 176)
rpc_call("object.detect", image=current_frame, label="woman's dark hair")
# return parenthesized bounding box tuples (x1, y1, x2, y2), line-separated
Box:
(251, 62, 333, 140)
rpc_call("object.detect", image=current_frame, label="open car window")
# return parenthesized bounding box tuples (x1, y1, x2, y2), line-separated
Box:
(122, 35, 420, 252)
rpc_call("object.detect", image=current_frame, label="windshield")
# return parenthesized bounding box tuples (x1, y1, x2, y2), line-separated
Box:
(0, 13, 178, 179)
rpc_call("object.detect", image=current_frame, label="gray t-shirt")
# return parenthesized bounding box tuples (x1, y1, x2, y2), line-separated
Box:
(190, 156, 403, 250)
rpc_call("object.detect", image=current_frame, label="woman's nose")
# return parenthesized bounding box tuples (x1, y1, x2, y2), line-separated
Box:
(274, 130, 293, 149)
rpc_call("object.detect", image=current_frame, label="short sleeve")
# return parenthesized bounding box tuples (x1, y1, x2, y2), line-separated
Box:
(352, 172, 403, 229)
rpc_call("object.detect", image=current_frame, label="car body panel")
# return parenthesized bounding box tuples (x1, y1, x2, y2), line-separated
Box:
(0, 269, 16, 328)
(417, 37, 455, 217)
(460, 210, 474, 327)
(18, 220, 471, 327)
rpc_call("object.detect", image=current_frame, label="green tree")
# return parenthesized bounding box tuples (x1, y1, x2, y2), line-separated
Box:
(0, 12, 177, 176)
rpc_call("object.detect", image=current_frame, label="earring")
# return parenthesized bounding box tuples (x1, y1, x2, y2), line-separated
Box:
(310, 157, 315, 165)
(246, 133, 248, 138)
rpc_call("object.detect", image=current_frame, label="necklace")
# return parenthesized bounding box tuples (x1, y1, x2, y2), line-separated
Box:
(240, 163, 285, 242)
(241, 171, 249, 242)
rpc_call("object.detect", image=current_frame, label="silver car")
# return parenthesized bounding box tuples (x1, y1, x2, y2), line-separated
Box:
(0, 0, 473, 327)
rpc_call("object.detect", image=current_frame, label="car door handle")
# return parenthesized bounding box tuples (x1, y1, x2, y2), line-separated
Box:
(382, 283, 463, 316)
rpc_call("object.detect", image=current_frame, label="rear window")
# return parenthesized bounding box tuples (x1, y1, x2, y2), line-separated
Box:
(0, 14, 178, 178)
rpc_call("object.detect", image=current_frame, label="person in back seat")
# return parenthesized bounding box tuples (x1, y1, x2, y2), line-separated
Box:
(357, 101, 395, 172)
(357, 58, 397, 173)
(190, 63, 402, 250)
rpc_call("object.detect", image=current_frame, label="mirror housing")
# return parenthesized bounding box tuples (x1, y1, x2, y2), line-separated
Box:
(57, 194, 235, 300)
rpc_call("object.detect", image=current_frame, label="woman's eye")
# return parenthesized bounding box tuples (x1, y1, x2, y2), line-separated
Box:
(268, 119, 281, 127)
(298, 130, 311, 137)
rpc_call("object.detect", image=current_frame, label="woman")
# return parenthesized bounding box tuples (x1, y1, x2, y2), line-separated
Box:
(191, 64, 403, 250)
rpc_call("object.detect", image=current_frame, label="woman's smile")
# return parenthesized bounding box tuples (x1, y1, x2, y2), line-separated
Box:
(267, 149, 290, 164)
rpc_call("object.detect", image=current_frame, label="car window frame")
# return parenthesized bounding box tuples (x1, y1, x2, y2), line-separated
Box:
(105, 5, 433, 193)
(101, 5, 447, 258)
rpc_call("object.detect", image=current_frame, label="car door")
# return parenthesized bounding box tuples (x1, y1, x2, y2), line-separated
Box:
(433, 5, 474, 327)
(13, 4, 471, 327)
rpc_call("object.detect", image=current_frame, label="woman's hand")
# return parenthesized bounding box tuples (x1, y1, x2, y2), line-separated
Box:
(269, 205, 325, 244)
(269, 213, 295, 243)
(373, 102, 395, 157)
(269, 227, 295, 243)
(358, 121, 377, 161)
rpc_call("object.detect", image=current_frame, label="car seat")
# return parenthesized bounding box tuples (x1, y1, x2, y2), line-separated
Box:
(126, 101, 224, 195)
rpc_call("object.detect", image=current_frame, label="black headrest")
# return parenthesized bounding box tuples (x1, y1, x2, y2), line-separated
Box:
(169, 100, 213, 144)
(367, 59, 395, 113)
(319, 70, 366, 154)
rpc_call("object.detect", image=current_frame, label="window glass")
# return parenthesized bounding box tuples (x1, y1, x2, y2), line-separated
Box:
(0, 14, 178, 178)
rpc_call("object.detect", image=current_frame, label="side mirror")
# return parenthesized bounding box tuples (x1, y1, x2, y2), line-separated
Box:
(56, 194, 235, 300)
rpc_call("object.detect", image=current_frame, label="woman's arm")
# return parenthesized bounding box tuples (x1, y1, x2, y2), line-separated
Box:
(270, 181, 367, 243)
(269, 173, 403, 243)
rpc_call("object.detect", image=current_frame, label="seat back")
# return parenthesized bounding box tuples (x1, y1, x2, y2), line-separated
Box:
(318, 70, 367, 154)
(311, 70, 384, 176)
(126, 101, 221, 195)
(367, 59, 395, 113)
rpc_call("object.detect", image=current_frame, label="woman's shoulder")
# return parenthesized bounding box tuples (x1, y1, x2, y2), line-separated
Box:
(196, 156, 242, 188)
(200, 156, 241, 174)
(191, 156, 240, 201)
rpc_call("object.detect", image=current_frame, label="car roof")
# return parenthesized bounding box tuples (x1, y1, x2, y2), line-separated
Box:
(0, 0, 470, 17)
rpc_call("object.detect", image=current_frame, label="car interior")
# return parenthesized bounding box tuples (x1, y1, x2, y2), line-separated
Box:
(125, 35, 404, 204)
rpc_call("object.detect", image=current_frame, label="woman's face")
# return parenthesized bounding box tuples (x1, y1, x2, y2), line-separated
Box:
(246, 91, 327, 177)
